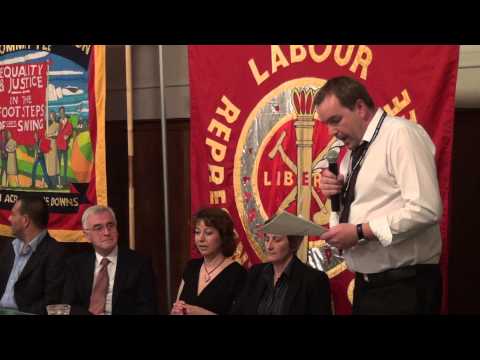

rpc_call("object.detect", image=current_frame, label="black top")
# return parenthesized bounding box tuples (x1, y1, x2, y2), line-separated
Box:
(257, 258, 294, 315)
(179, 258, 247, 315)
(232, 256, 332, 315)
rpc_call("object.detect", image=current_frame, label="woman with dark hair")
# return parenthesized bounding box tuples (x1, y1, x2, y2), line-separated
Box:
(170, 207, 247, 315)
(232, 233, 332, 315)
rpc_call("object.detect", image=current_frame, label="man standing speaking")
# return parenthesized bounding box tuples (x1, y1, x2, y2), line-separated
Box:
(317, 76, 443, 315)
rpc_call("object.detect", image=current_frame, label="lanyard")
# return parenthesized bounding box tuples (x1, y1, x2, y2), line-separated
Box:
(342, 110, 387, 201)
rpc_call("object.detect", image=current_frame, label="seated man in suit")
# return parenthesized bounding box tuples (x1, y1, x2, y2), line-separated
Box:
(0, 194, 65, 314)
(63, 205, 158, 315)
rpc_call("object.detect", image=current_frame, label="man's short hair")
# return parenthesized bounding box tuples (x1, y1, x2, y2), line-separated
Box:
(313, 76, 375, 111)
(17, 194, 49, 229)
(82, 205, 117, 230)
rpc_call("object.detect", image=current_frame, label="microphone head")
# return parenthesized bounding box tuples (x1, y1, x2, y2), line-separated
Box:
(326, 149, 339, 163)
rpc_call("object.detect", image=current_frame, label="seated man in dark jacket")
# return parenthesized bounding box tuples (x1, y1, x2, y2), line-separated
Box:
(233, 234, 332, 315)
(63, 205, 158, 315)
(0, 194, 65, 314)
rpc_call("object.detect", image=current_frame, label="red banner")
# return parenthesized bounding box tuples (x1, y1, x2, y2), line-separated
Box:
(0, 45, 107, 242)
(0, 62, 48, 146)
(189, 45, 459, 314)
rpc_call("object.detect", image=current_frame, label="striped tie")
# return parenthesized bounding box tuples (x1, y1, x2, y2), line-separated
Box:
(89, 258, 110, 315)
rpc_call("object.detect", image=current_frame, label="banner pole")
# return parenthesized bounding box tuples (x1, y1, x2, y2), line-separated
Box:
(158, 45, 172, 309)
(125, 45, 135, 250)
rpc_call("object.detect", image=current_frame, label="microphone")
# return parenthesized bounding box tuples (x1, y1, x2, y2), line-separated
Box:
(326, 150, 340, 212)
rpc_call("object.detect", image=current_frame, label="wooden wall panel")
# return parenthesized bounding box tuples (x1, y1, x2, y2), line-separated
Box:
(449, 109, 480, 314)
(106, 119, 190, 314)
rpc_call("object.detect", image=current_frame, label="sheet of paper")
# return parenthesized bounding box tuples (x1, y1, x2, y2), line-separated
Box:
(261, 211, 327, 236)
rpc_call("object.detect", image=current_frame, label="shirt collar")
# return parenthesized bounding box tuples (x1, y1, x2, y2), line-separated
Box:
(95, 245, 118, 266)
(12, 230, 47, 256)
(262, 255, 295, 281)
(362, 108, 385, 143)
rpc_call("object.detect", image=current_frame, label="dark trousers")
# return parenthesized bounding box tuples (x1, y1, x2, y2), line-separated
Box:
(352, 264, 442, 315)
(58, 150, 68, 185)
(0, 157, 6, 184)
(31, 154, 53, 188)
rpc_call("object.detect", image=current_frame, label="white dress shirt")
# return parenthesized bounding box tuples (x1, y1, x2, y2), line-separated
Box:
(336, 108, 443, 274)
(93, 246, 118, 315)
(0, 230, 47, 309)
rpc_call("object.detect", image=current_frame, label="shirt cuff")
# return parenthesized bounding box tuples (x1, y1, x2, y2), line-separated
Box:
(368, 217, 392, 247)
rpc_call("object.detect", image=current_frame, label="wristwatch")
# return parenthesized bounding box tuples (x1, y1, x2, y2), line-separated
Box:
(356, 223, 368, 245)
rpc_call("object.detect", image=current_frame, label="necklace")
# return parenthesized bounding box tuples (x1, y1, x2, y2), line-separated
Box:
(203, 258, 225, 283)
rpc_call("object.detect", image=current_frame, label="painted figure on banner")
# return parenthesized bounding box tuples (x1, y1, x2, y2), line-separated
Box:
(0, 127, 7, 186)
(45, 111, 60, 188)
(31, 130, 53, 189)
(5, 130, 19, 187)
(57, 106, 73, 187)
